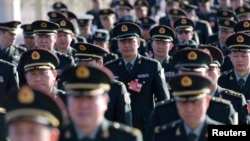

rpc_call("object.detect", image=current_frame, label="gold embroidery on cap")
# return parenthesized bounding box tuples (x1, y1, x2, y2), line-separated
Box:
(79, 45, 86, 50)
(18, 86, 35, 104)
(243, 21, 250, 27)
(56, 2, 61, 8)
(143, 18, 149, 23)
(224, 20, 229, 26)
(26, 25, 32, 30)
(222, 11, 228, 16)
(121, 25, 128, 32)
(76, 66, 90, 78)
(51, 12, 57, 18)
(181, 19, 187, 24)
(181, 76, 192, 87)
(173, 9, 178, 14)
(41, 22, 47, 28)
(239, 7, 245, 12)
(187, 51, 197, 60)
(103, 9, 108, 13)
(60, 20, 66, 26)
(159, 27, 165, 34)
(237, 35, 244, 43)
(97, 32, 102, 37)
(31, 51, 40, 60)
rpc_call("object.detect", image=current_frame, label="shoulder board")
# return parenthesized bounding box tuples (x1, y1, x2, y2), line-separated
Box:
(220, 69, 233, 76)
(104, 58, 119, 65)
(155, 99, 174, 107)
(154, 121, 177, 134)
(15, 45, 27, 51)
(0, 59, 15, 67)
(198, 20, 209, 24)
(211, 97, 231, 104)
(112, 122, 141, 137)
(223, 90, 243, 98)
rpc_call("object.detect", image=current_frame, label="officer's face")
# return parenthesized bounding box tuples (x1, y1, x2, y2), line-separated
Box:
(151, 40, 173, 60)
(229, 51, 250, 73)
(176, 95, 211, 129)
(55, 32, 73, 53)
(0, 30, 17, 47)
(8, 120, 59, 141)
(176, 30, 194, 43)
(118, 38, 140, 61)
(25, 69, 57, 94)
(67, 93, 109, 133)
(23, 35, 35, 49)
(207, 66, 221, 82)
(135, 7, 148, 19)
(35, 33, 57, 52)
(218, 30, 234, 44)
(100, 16, 115, 30)
(115, 7, 130, 20)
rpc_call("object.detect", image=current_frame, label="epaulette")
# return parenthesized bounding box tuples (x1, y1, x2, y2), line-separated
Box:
(198, 19, 210, 24)
(221, 69, 233, 76)
(211, 97, 231, 104)
(155, 99, 174, 107)
(112, 122, 141, 137)
(223, 90, 243, 98)
(0, 59, 15, 67)
(15, 45, 27, 51)
(104, 58, 118, 65)
(154, 122, 176, 134)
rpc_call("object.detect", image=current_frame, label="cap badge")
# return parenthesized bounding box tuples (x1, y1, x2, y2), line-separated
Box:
(143, 18, 149, 23)
(26, 25, 32, 30)
(103, 9, 108, 13)
(18, 86, 35, 104)
(188, 51, 197, 60)
(224, 20, 229, 26)
(79, 45, 86, 50)
(181, 19, 187, 24)
(31, 51, 40, 60)
(41, 22, 47, 28)
(120, 1, 124, 5)
(237, 35, 244, 43)
(243, 21, 250, 27)
(181, 76, 192, 87)
(51, 12, 57, 18)
(173, 10, 178, 14)
(79, 20, 85, 24)
(76, 66, 90, 79)
(239, 7, 245, 12)
(97, 32, 102, 38)
(56, 2, 61, 8)
(159, 27, 165, 34)
(222, 11, 228, 16)
(60, 20, 66, 26)
(121, 25, 128, 32)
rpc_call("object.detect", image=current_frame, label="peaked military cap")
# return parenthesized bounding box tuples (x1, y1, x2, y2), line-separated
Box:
(77, 14, 94, 27)
(54, 19, 75, 34)
(32, 20, 60, 34)
(99, 8, 115, 17)
(114, 0, 133, 10)
(73, 42, 108, 61)
(216, 10, 236, 20)
(175, 39, 198, 50)
(226, 32, 250, 51)
(47, 11, 67, 22)
(234, 20, 250, 33)
(165, 0, 179, 4)
(59, 9, 78, 20)
(180, 3, 197, 13)
(199, 45, 224, 67)
(149, 25, 175, 41)
(0, 21, 21, 34)
(198, 0, 209, 4)
(61, 65, 113, 94)
(5, 85, 65, 128)
(93, 29, 110, 41)
(168, 9, 187, 20)
(174, 18, 194, 31)
(139, 17, 157, 29)
(20, 24, 34, 36)
(169, 72, 213, 102)
(218, 19, 236, 32)
(235, 6, 250, 18)
(134, 0, 149, 9)
(114, 15, 139, 26)
(19, 48, 59, 72)
(113, 22, 142, 40)
(172, 48, 212, 69)
(52, 1, 68, 11)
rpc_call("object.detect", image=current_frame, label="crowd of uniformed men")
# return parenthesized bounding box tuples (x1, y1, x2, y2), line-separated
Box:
(1, 0, 250, 141)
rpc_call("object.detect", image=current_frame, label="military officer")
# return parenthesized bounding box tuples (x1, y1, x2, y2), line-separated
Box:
(113, 0, 134, 21)
(30, 20, 74, 89)
(52, 1, 68, 11)
(5, 85, 65, 141)
(234, 20, 250, 34)
(154, 73, 224, 141)
(77, 14, 94, 43)
(133, 0, 150, 19)
(0, 21, 27, 65)
(105, 22, 170, 134)
(92, 29, 118, 63)
(219, 33, 250, 100)
(54, 19, 76, 57)
(59, 65, 143, 141)
(20, 24, 36, 50)
(47, 11, 68, 22)
(235, 6, 250, 22)
(200, 45, 250, 124)
(73, 42, 132, 126)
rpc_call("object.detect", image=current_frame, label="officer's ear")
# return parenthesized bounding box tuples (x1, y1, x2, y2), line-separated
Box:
(52, 69, 58, 79)
(205, 95, 211, 109)
(50, 128, 60, 141)
(137, 37, 141, 47)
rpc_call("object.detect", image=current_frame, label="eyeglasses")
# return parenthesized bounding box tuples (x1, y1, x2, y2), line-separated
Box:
(176, 30, 191, 34)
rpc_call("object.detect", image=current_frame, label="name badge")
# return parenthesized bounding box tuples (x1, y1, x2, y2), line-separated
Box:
(129, 80, 143, 93)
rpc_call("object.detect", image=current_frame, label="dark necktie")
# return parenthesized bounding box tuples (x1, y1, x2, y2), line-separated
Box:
(126, 62, 132, 74)
(188, 132, 197, 141)
(237, 78, 245, 91)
